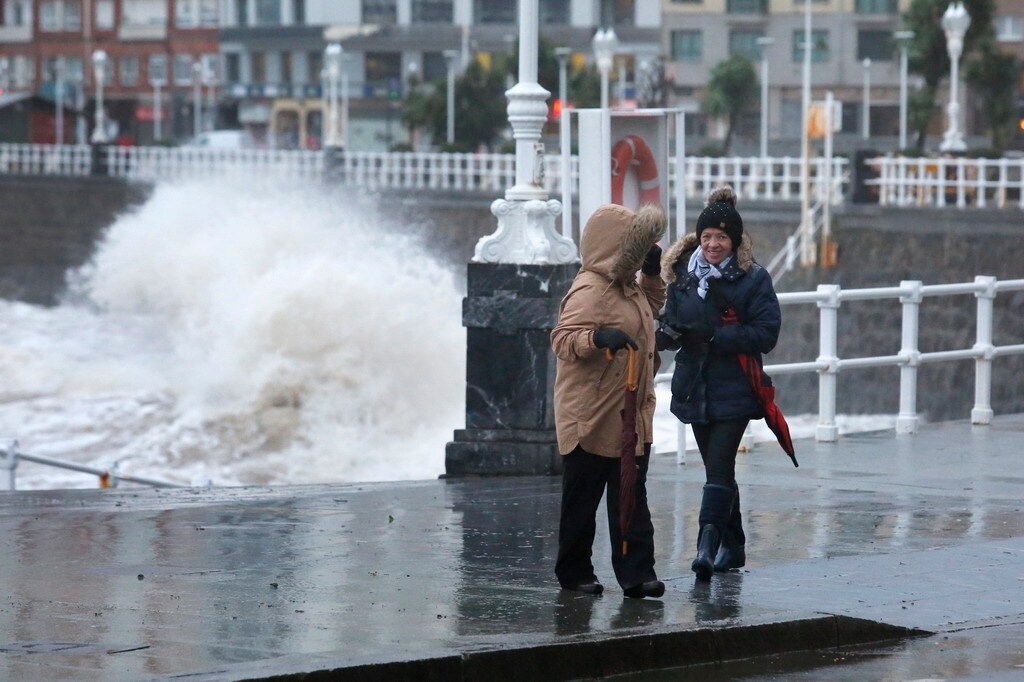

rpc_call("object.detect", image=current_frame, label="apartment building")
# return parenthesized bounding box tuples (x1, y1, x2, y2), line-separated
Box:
(220, 0, 661, 150)
(0, 0, 219, 143)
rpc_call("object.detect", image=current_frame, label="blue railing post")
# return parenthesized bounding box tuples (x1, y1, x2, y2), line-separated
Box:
(1, 439, 18, 491)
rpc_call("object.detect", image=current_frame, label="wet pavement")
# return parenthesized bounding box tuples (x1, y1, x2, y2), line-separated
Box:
(2, 415, 1024, 681)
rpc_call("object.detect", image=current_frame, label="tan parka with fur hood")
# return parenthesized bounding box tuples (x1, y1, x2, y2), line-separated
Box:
(551, 204, 667, 458)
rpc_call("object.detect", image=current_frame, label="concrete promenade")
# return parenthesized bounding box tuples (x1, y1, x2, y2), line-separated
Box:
(2, 416, 1024, 680)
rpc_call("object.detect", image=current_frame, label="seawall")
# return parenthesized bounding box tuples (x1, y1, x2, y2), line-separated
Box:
(2, 175, 1021, 421)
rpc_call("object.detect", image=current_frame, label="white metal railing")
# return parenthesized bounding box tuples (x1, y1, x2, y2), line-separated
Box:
(0, 143, 92, 176)
(0, 439, 189, 492)
(0, 143, 855, 201)
(655, 275, 1024, 464)
(867, 155, 1024, 209)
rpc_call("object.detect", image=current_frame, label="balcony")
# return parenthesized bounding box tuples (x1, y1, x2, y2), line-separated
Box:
(727, 0, 768, 15)
(119, 22, 167, 41)
(0, 24, 31, 43)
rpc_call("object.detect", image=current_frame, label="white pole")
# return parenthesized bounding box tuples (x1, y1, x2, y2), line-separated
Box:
(55, 59, 65, 146)
(192, 61, 202, 139)
(972, 275, 996, 424)
(154, 82, 162, 141)
(816, 284, 840, 442)
(445, 50, 457, 144)
(861, 57, 871, 140)
(800, 0, 813, 265)
(897, 280, 922, 435)
(675, 110, 686, 245)
(895, 30, 914, 150)
(756, 36, 773, 159)
(341, 65, 349, 149)
(91, 50, 109, 144)
(823, 90, 833, 251)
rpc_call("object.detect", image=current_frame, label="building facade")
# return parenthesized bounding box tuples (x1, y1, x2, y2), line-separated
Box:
(0, 0, 219, 144)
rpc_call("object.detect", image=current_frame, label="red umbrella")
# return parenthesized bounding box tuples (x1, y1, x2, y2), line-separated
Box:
(610, 347, 641, 555)
(720, 308, 798, 467)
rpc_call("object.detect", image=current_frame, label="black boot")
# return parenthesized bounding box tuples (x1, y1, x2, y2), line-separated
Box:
(691, 484, 735, 581)
(714, 483, 746, 572)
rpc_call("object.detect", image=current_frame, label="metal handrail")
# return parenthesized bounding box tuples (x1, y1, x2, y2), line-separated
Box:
(656, 275, 1024, 464)
(0, 440, 190, 492)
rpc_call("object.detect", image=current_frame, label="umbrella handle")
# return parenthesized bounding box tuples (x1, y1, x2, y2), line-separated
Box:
(626, 347, 639, 391)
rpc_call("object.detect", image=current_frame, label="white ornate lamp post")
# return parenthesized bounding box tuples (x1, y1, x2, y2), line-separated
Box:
(90, 50, 109, 144)
(447, 0, 580, 477)
(191, 60, 202, 139)
(324, 43, 342, 147)
(940, 1, 970, 152)
(592, 28, 618, 110)
(756, 36, 774, 159)
(861, 57, 871, 140)
(554, 46, 571, 114)
(895, 30, 915, 150)
(150, 56, 167, 142)
(443, 49, 459, 144)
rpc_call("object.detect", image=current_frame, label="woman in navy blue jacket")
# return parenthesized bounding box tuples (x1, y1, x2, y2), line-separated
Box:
(656, 186, 781, 580)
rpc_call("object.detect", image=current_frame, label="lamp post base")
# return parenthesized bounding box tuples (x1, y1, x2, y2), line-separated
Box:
(444, 262, 577, 477)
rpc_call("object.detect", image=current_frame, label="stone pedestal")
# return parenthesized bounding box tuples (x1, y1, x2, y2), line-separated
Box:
(445, 262, 578, 477)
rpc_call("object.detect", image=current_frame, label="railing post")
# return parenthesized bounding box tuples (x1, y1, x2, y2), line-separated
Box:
(972, 275, 997, 425)
(897, 280, 922, 434)
(0, 439, 18, 491)
(816, 284, 840, 442)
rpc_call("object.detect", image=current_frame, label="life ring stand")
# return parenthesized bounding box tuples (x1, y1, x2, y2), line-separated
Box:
(610, 134, 661, 209)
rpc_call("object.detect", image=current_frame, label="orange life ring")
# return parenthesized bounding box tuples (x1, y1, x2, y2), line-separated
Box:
(611, 134, 661, 209)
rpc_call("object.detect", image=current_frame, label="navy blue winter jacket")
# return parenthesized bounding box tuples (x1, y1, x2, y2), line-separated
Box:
(659, 233, 781, 424)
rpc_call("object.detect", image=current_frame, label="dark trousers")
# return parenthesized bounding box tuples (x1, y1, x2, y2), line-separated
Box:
(692, 419, 749, 487)
(555, 445, 657, 589)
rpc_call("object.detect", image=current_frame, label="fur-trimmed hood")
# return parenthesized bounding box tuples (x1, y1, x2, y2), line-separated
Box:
(580, 204, 666, 283)
(660, 232, 755, 284)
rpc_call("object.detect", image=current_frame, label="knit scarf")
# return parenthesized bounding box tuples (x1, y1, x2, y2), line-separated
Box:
(687, 248, 732, 299)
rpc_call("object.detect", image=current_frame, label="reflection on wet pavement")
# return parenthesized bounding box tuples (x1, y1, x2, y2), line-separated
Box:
(0, 416, 1023, 679)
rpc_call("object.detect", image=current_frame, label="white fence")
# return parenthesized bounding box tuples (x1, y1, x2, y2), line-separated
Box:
(0, 143, 851, 202)
(655, 275, 1024, 463)
(867, 155, 1024, 209)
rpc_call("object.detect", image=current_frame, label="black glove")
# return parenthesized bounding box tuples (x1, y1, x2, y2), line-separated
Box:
(655, 329, 679, 352)
(641, 244, 662, 277)
(593, 328, 638, 353)
(678, 321, 714, 355)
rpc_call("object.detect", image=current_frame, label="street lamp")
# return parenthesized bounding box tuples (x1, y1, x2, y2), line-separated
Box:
(554, 46, 571, 115)
(799, 0, 813, 265)
(90, 49, 109, 144)
(150, 55, 167, 142)
(324, 43, 342, 148)
(203, 60, 218, 132)
(443, 49, 459, 145)
(861, 57, 871, 140)
(894, 30, 915, 150)
(55, 57, 65, 145)
(192, 60, 202, 139)
(755, 36, 774, 159)
(940, 2, 970, 152)
(592, 28, 618, 110)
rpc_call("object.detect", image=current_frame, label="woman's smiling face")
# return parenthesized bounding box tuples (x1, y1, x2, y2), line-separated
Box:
(700, 227, 732, 265)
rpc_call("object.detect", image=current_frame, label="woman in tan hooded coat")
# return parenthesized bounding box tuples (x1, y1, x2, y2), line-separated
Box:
(550, 203, 667, 599)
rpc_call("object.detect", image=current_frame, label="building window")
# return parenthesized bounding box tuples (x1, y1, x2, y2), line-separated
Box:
(148, 54, 168, 84)
(40, 0, 81, 30)
(365, 51, 401, 94)
(292, 0, 304, 24)
(122, 0, 166, 27)
(855, 0, 896, 13)
(235, 0, 246, 25)
(307, 50, 322, 84)
(362, 0, 397, 23)
(540, 0, 569, 24)
(119, 56, 139, 86)
(727, 0, 766, 13)
(857, 30, 893, 61)
(996, 16, 1024, 42)
(95, 0, 114, 29)
(251, 52, 266, 83)
(729, 30, 763, 60)
(792, 29, 829, 63)
(412, 0, 452, 22)
(2, 0, 30, 26)
(600, 0, 634, 27)
(173, 54, 194, 85)
(279, 52, 292, 84)
(255, 0, 279, 25)
(224, 53, 240, 82)
(670, 30, 702, 62)
(475, 0, 515, 24)
(176, 0, 216, 27)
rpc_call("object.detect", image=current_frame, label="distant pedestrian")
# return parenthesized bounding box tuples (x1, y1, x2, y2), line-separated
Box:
(551, 203, 667, 599)
(657, 186, 781, 580)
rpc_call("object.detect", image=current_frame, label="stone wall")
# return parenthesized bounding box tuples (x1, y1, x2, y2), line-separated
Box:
(0, 175, 151, 305)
